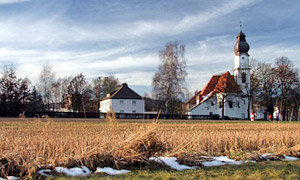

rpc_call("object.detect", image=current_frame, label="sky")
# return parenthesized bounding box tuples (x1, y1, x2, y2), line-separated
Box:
(0, 0, 300, 97)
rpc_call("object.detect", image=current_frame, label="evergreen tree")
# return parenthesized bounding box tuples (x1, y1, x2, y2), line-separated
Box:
(28, 86, 44, 111)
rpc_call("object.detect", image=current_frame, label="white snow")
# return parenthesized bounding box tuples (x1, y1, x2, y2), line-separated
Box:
(55, 166, 91, 176)
(149, 157, 196, 171)
(0, 178, 7, 180)
(95, 167, 130, 175)
(6, 177, 18, 180)
(9, 154, 300, 179)
(284, 156, 299, 161)
(202, 160, 226, 167)
(38, 169, 52, 177)
(202, 156, 244, 167)
(261, 153, 273, 157)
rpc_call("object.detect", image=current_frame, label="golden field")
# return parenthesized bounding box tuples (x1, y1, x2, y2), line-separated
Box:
(1, 117, 300, 178)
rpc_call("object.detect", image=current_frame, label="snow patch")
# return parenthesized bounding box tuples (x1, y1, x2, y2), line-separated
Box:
(55, 166, 91, 176)
(95, 167, 130, 175)
(149, 157, 196, 171)
(202, 156, 244, 167)
(6, 177, 18, 180)
(38, 169, 52, 177)
(261, 153, 273, 157)
(284, 156, 299, 161)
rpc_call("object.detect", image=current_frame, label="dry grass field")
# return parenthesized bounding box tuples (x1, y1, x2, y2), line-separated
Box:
(1, 116, 300, 179)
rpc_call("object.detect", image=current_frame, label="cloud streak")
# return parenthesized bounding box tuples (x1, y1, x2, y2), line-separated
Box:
(0, 0, 29, 4)
(0, 0, 299, 96)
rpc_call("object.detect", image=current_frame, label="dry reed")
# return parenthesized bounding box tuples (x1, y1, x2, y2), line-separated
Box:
(1, 117, 300, 178)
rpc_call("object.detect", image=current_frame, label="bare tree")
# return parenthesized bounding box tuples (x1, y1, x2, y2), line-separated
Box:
(67, 73, 92, 116)
(92, 77, 102, 112)
(273, 56, 299, 120)
(92, 76, 119, 112)
(51, 80, 61, 111)
(101, 76, 119, 98)
(254, 62, 277, 120)
(152, 41, 187, 114)
(38, 62, 55, 111)
(242, 59, 263, 120)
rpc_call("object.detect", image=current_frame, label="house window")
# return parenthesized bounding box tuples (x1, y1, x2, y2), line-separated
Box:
(211, 101, 214, 106)
(241, 72, 246, 83)
(120, 100, 124, 106)
(120, 110, 124, 113)
(229, 101, 233, 108)
(132, 110, 136, 113)
(132, 100, 136, 106)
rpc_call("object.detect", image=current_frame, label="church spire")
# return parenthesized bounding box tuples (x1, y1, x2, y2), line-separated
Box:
(234, 29, 250, 56)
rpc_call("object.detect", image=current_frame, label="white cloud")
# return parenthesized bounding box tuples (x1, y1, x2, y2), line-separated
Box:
(0, 0, 29, 4)
(174, 0, 262, 33)
(1, 0, 299, 97)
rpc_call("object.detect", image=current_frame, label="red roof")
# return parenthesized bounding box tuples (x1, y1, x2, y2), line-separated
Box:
(199, 75, 221, 97)
(189, 71, 241, 111)
(214, 71, 241, 94)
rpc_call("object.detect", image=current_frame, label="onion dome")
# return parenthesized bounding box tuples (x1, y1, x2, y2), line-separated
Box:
(234, 31, 250, 56)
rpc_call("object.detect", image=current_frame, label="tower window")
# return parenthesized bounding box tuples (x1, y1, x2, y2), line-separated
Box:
(241, 72, 246, 83)
(229, 101, 233, 108)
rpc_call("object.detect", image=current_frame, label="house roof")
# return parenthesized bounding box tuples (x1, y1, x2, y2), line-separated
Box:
(102, 83, 143, 100)
(189, 71, 241, 111)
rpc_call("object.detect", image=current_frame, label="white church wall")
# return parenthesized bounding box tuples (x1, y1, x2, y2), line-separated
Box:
(223, 97, 248, 119)
(189, 95, 221, 116)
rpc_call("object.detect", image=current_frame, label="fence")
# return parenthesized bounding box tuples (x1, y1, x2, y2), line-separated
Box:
(0, 111, 217, 120)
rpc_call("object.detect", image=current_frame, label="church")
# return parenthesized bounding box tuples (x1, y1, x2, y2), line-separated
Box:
(188, 30, 251, 119)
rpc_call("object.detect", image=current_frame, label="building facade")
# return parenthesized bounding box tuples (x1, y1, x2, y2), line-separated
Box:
(188, 30, 251, 119)
(99, 83, 145, 114)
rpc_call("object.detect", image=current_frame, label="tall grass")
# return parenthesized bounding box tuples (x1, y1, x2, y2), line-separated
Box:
(0, 117, 300, 178)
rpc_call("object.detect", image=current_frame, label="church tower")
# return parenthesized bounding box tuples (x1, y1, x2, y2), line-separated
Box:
(233, 30, 250, 93)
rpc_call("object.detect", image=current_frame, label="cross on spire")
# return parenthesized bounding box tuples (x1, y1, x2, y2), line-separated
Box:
(240, 21, 242, 31)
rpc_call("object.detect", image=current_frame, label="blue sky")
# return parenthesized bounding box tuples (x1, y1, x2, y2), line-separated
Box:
(0, 0, 299, 96)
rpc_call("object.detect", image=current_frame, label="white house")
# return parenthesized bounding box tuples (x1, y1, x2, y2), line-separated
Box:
(188, 30, 251, 119)
(99, 83, 145, 114)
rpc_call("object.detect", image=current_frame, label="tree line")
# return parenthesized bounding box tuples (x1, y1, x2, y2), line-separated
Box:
(151, 41, 299, 120)
(250, 56, 299, 120)
(0, 64, 120, 114)
(0, 41, 299, 120)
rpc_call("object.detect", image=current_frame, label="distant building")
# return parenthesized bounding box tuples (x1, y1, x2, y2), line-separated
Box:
(99, 83, 145, 114)
(188, 30, 251, 119)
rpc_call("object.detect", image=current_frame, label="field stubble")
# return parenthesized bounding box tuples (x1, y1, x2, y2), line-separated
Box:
(1, 116, 300, 178)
